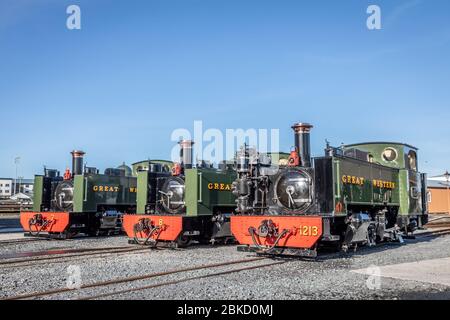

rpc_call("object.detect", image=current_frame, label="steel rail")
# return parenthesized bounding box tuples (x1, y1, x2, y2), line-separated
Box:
(417, 228, 450, 238)
(0, 247, 149, 267)
(0, 248, 150, 270)
(3, 257, 267, 300)
(80, 260, 285, 300)
(0, 246, 138, 260)
(0, 238, 48, 245)
(4, 227, 450, 300)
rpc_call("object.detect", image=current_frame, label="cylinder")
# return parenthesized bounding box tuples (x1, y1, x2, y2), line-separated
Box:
(291, 123, 313, 167)
(71, 150, 85, 175)
(179, 140, 194, 169)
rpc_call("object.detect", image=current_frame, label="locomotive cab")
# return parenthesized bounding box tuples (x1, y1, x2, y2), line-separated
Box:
(342, 142, 428, 231)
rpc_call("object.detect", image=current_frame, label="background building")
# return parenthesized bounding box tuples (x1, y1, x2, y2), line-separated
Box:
(428, 180, 450, 214)
(0, 178, 13, 199)
(14, 178, 34, 196)
(0, 178, 34, 200)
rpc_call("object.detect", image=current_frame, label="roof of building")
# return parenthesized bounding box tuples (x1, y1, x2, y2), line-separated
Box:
(428, 180, 450, 189)
(10, 192, 32, 200)
(0, 178, 33, 183)
(18, 179, 34, 184)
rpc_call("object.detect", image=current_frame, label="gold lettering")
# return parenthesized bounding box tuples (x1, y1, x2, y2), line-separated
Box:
(206, 182, 233, 191)
(371, 179, 396, 189)
(342, 175, 366, 185)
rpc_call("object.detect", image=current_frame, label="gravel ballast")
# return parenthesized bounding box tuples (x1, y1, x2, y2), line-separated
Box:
(1, 233, 450, 300)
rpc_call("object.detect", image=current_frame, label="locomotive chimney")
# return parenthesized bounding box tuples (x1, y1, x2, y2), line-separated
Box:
(179, 140, 194, 169)
(291, 123, 313, 167)
(71, 150, 85, 175)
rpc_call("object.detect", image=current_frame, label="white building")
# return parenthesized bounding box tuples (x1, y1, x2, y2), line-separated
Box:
(0, 178, 34, 199)
(17, 178, 34, 196)
(0, 178, 13, 199)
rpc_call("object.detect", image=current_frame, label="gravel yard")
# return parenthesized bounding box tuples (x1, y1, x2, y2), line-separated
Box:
(1, 231, 450, 300)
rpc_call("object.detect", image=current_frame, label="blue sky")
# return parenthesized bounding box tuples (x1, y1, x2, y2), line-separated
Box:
(1, 0, 449, 178)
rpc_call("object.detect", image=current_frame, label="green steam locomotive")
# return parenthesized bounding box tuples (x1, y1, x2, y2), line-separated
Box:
(20, 151, 137, 238)
(123, 140, 237, 246)
(231, 123, 428, 256)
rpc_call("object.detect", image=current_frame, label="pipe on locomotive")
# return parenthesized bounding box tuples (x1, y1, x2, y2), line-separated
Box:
(179, 140, 194, 169)
(71, 150, 85, 176)
(291, 123, 313, 167)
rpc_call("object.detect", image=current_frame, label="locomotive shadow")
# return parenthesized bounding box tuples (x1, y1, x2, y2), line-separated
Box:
(317, 234, 446, 261)
(163, 237, 429, 259)
(170, 241, 238, 251)
(0, 216, 23, 234)
(185, 233, 449, 261)
(0, 217, 21, 229)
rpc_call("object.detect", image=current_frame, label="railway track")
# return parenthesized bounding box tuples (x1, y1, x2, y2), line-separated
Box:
(0, 246, 151, 268)
(2, 256, 282, 300)
(0, 246, 137, 259)
(425, 222, 450, 229)
(417, 227, 450, 238)
(81, 259, 285, 300)
(2, 226, 450, 300)
(0, 238, 49, 245)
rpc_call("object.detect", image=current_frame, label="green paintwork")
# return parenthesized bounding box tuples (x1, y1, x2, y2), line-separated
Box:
(332, 156, 400, 212)
(342, 142, 424, 216)
(73, 174, 137, 213)
(73, 175, 85, 212)
(398, 170, 408, 214)
(265, 152, 290, 165)
(398, 169, 423, 215)
(32, 175, 44, 212)
(185, 168, 237, 216)
(137, 171, 149, 214)
(343, 142, 418, 170)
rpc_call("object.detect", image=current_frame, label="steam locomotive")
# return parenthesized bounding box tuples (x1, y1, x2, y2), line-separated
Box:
(20, 151, 137, 238)
(230, 123, 428, 256)
(123, 140, 236, 247)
